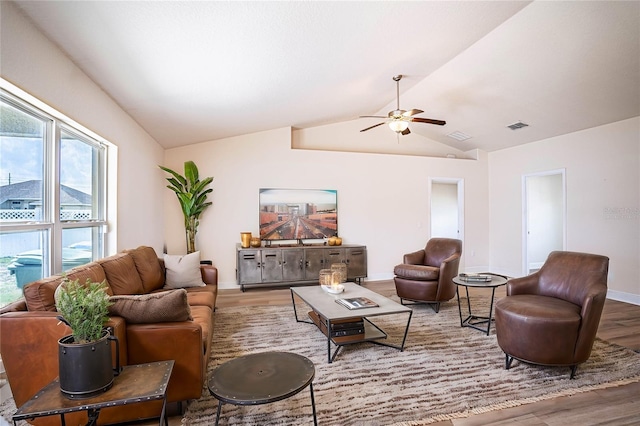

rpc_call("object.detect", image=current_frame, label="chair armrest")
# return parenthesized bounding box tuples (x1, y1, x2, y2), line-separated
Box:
(403, 250, 426, 265)
(505, 273, 541, 296)
(574, 287, 607, 362)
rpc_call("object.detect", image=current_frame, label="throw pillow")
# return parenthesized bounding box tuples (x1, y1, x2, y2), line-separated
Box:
(108, 289, 192, 324)
(164, 251, 206, 289)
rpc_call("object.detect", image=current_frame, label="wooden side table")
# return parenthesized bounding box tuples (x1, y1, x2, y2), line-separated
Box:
(12, 361, 174, 426)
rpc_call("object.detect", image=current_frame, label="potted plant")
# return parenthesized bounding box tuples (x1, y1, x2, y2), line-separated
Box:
(159, 161, 213, 254)
(56, 278, 120, 398)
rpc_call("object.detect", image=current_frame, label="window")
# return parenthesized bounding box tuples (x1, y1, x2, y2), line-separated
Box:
(0, 87, 110, 307)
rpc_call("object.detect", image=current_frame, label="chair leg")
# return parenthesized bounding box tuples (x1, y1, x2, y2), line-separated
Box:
(570, 365, 578, 379)
(505, 353, 514, 370)
(431, 302, 440, 313)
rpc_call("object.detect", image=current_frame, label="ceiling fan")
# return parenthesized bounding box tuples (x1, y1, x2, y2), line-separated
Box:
(360, 75, 446, 136)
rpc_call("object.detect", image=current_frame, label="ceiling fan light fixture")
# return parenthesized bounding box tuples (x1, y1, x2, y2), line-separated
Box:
(389, 120, 409, 133)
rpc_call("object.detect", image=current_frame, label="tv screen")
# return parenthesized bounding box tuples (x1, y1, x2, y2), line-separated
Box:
(259, 188, 338, 241)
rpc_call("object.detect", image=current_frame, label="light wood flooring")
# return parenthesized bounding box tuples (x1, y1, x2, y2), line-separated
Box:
(161, 280, 640, 426)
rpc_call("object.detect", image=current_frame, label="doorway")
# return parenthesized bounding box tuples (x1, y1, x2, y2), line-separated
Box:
(523, 170, 566, 274)
(429, 177, 464, 242)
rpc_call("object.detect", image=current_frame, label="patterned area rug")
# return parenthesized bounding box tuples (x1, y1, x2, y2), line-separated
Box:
(181, 297, 640, 425)
(2, 296, 639, 425)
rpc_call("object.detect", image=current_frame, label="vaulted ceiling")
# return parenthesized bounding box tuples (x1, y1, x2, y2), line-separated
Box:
(12, 1, 640, 152)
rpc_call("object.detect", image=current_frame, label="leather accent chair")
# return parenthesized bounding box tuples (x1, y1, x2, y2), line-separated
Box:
(393, 238, 462, 312)
(494, 251, 609, 379)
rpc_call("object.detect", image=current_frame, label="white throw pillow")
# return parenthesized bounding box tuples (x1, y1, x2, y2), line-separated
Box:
(164, 251, 206, 288)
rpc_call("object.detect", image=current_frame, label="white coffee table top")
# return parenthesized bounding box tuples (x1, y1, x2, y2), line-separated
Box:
(291, 282, 411, 320)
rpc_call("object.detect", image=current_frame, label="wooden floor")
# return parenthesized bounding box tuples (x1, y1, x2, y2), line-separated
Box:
(163, 280, 640, 426)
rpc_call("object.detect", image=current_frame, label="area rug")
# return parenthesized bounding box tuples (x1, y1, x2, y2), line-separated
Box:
(179, 297, 640, 425)
(2, 296, 639, 426)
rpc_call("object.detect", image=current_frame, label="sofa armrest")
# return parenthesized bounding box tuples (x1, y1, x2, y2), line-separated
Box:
(403, 249, 426, 265)
(125, 321, 206, 402)
(200, 264, 218, 286)
(0, 298, 27, 315)
(0, 312, 126, 409)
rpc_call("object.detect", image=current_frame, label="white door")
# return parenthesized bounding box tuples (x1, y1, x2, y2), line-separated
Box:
(523, 170, 566, 274)
(430, 177, 464, 250)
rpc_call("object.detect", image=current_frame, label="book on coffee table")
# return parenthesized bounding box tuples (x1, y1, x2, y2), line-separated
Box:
(335, 297, 379, 310)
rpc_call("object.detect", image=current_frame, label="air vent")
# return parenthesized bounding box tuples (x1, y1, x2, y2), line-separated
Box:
(447, 131, 472, 141)
(507, 121, 529, 130)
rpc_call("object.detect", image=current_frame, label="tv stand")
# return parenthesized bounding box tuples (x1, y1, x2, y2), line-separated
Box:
(236, 244, 367, 291)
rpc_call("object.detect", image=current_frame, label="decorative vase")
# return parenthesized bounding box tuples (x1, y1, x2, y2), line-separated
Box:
(58, 329, 120, 399)
(334, 237, 343, 246)
(240, 232, 252, 248)
(250, 237, 261, 248)
(328, 237, 337, 246)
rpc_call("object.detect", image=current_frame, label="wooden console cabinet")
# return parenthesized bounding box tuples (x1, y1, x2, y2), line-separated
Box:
(236, 244, 367, 291)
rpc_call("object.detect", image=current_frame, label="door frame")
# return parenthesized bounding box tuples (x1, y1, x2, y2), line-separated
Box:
(522, 169, 567, 275)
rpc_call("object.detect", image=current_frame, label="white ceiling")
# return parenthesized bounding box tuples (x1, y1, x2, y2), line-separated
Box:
(12, 1, 640, 151)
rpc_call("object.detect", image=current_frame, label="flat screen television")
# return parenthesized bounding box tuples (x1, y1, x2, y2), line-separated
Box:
(259, 188, 338, 242)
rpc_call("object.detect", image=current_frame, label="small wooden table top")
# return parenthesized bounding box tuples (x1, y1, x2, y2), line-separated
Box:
(12, 361, 174, 425)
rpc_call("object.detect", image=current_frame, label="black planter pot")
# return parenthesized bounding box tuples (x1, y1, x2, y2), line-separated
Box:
(58, 329, 120, 399)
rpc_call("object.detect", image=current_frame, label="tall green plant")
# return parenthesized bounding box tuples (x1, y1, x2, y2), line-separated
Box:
(159, 161, 213, 253)
(56, 278, 112, 344)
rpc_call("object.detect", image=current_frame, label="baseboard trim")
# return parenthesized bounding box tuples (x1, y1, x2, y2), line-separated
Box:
(607, 289, 640, 306)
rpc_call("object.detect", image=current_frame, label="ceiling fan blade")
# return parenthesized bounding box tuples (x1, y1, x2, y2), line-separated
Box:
(360, 122, 386, 132)
(401, 127, 411, 136)
(403, 109, 424, 117)
(410, 117, 446, 126)
(359, 115, 387, 119)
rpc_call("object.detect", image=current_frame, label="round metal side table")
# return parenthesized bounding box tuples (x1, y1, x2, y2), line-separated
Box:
(208, 351, 317, 425)
(453, 274, 508, 335)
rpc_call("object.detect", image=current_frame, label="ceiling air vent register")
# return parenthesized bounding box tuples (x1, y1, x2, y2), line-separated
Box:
(507, 121, 529, 130)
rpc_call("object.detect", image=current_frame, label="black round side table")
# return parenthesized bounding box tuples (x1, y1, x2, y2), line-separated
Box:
(208, 351, 317, 425)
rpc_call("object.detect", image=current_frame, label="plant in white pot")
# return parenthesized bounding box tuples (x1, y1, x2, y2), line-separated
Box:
(56, 278, 120, 398)
(159, 161, 213, 254)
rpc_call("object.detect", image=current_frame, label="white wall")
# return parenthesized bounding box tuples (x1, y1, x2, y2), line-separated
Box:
(0, 1, 166, 255)
(489, 117, 640, 302)
(164, 127, 490, 289)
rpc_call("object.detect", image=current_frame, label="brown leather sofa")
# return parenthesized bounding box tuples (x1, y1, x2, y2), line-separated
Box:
(0, 246, 217, 425)
(494, 251, 609, 378)
(393, 238, 462, 312)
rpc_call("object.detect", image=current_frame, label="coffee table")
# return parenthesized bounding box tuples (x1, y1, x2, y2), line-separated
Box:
(291, 282, 412, 363)
(12, 360, 174, 426)
(208, 351, 317, 425)
(453, 274, 508, 335)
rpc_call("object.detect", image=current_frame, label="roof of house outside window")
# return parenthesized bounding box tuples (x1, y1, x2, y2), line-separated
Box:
(0, 180, 90, 207)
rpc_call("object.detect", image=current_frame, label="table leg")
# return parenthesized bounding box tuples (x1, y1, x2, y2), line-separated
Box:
(309, 382, 318, 426)
(291, 289, 300, 321)
(86, 408, 100, 426)
(215, 400, 223, 426)
(486, 287, 498, 336)
(456, 287, 463, 327)
(159, 395, 168, 426)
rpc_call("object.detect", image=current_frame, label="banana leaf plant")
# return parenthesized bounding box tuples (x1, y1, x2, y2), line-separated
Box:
(159, 161, 213, 253)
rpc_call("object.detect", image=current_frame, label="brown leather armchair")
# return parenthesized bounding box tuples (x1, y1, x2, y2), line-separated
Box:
(494, 251, 609, 379)
(393, 238, 462, 312)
